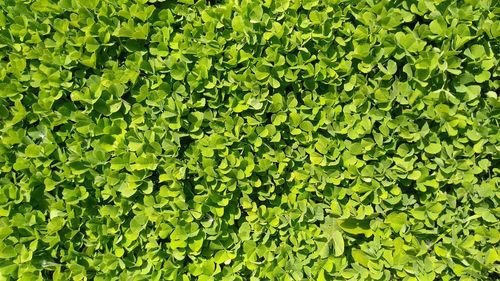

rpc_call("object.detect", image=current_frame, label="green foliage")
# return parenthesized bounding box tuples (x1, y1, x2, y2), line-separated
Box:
(0, 0, 499, 280)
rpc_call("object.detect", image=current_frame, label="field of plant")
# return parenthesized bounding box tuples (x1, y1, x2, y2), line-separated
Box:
(0, 0, 499, 280)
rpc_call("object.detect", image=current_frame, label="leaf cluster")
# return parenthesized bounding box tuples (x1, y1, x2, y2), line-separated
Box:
(0, 0, 499, 280)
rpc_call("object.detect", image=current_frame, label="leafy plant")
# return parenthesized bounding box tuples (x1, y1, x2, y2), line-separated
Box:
(0, 0, 499, 280)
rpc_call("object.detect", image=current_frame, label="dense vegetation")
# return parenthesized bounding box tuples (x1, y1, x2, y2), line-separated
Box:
(0, 0, 499, 280)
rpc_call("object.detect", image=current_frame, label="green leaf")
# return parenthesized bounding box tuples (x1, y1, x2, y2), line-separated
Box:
(475, 208, 497, 223)
(232, 15, 245, 33)
(475, 71, 491, 83)
(425, 143, 442, 154)
(47, 217, 65, 234)
(130, 214, 148, 233)
(331, 231, 345, 257)
(385, 212, 407, 232)
(386, 60, 397, 75)
(248, 98, 263, 110)
(466, 129, 482, 141)
(339, 218, 373, 237)
(171, 62, 187, 81)
(429, 18, 447, 36)
(299, 120, 314, 132)
(316, 240, 330, 259)
(249, 5, 263, 23)
(24, 144, 44, 158)
(214, 250, 235, 265)
(351, 249, 370, 267)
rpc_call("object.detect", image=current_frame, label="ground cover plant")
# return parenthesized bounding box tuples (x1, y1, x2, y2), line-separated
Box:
(0, 0, 499, 280)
